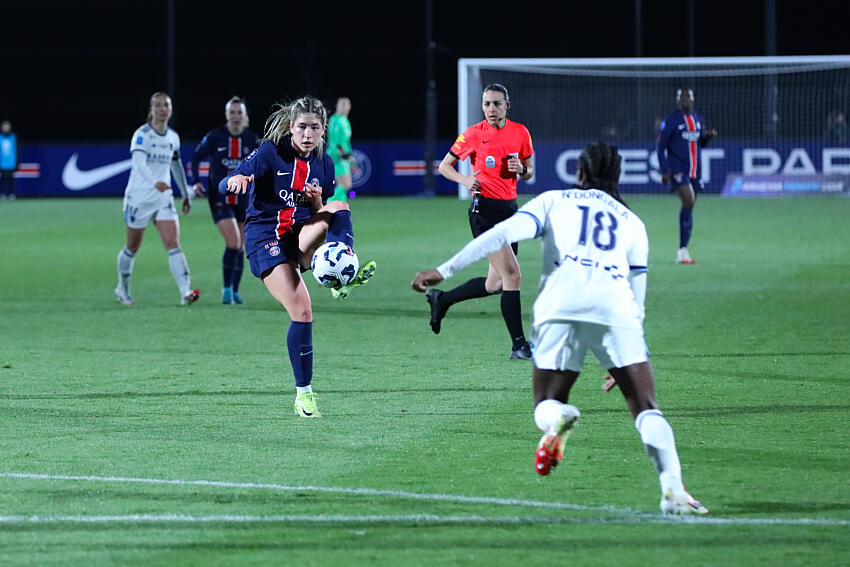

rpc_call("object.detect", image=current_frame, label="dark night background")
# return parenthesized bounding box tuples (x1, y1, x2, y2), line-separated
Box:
(2, 0, 848, 144)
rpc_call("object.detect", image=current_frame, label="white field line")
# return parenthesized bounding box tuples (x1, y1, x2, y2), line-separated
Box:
(0, 513, 847, 527)
(1, 472, 848, 527)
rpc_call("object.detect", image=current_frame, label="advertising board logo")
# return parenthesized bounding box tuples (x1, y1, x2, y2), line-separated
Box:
(62, 153, 133, 191)
(350, 149, 372, 189)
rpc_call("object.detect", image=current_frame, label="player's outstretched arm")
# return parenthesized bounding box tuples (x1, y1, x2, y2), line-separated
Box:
(412, 212, 538, 293)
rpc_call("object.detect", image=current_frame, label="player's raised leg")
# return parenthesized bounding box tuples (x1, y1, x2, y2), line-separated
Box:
(299, 200, 376, 299)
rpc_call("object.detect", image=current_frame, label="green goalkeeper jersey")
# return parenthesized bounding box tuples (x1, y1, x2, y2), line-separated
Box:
(328, 114, 352, 164)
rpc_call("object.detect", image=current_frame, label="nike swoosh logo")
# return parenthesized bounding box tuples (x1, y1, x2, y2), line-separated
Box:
(277, 171, 290, 176)
(482, 140, 489, 143)
(299, 350, 313, 356)
(216, 146, 226, 151)
(62, 153, 133, 191)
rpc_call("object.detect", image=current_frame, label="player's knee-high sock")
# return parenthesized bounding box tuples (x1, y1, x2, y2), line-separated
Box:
(326, 210, 354, 247)
(222, 247, 240, 288)
(440, 277, 489, 308)
(679, 207, 693, 248)
(501, 290, 527, 349)
(167, 247, 191, 296)
(534, 399, 567, 431)
(287, 321, 313, 388)
(117, 247, 135, 290)
(635, 409, 684, 494)
(232, 249, 244, 293)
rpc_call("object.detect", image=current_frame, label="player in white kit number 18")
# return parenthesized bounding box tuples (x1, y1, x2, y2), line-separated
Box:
(412, 142, 708, 515)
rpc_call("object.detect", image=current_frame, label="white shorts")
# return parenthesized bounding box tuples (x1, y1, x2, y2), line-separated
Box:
(531, 320, 649, 372)
(123, 197, 178, 229)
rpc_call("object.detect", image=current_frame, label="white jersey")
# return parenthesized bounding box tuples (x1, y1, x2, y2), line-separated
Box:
(519, 189, 648, 329)
(436, 188, 649, 330)
(124, 123, 181, 208)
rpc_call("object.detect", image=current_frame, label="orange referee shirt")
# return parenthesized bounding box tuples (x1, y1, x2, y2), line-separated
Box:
(449, 118, 534, 201)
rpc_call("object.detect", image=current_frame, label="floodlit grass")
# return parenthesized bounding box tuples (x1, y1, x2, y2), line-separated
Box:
(0, 195, 848, 566)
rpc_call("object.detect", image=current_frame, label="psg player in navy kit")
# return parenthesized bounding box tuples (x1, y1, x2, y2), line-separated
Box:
(222, 96, 376, 418)
(657, 88, 717, 264)
(191, 96, 260, 304)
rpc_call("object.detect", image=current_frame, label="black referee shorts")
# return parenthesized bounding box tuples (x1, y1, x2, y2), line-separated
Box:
(468, 196, 519, 255)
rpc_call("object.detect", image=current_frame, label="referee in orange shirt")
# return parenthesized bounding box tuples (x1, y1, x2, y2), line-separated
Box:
(429, 83, 535, 360)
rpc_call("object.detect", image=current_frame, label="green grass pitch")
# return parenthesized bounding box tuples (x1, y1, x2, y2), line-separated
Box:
(0, 194, 848, 566)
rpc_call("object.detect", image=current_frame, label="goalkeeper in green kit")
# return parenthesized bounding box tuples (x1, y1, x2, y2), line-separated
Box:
(328, 97, 355, 202)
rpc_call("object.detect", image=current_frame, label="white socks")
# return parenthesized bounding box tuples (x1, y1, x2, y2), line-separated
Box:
(635, 409, 684, 494)
(534, 399, 568, 431)
(117, 247, 135, 290)
(296, 385, 313, 394)
(167, 247, 191, 296)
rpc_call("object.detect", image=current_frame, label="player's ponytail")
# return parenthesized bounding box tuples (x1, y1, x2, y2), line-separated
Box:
(263, 96, 328, 154)
(578, 142, 628, 207)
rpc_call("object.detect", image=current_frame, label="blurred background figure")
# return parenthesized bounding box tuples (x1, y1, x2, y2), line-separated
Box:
(191, 96, 260, 305)
(0, 120, 18, 200)
(327, 97, 355, 202)
(824, 109, 847, 142)
(657, 88, 717, 265)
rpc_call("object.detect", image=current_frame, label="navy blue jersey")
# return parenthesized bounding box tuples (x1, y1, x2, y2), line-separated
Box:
(191, 126, 260, 189)
(657, 110, 708, 179)
(221, 137, 335, 256)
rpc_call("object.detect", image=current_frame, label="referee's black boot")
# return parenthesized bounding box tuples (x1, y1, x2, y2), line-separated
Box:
(510, 342, 532, 360)
(426, 289, 447, 334)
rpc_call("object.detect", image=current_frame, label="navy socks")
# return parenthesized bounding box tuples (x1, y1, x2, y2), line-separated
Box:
(287, 321, 313, 388)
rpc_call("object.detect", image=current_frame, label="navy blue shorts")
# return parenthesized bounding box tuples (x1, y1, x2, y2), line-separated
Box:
(668, 171, 703, 192)
(246, 227, 302, 279)
(209, 191, 248, 224)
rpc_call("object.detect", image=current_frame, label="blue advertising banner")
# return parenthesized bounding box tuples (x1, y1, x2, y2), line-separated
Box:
(523, 141, 850, 195)
(11, 141, 850, 197)
(722, 174, 850, 196)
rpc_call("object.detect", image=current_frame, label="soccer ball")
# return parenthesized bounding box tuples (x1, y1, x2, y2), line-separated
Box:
(311, 241, 359, 289)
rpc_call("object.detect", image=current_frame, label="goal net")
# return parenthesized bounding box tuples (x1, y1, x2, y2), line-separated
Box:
(456, 56, 850, 196)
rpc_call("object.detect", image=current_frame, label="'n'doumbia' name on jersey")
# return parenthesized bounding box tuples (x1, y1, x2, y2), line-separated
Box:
(450, 119, 533, 200)
(222, 137, 335, 255)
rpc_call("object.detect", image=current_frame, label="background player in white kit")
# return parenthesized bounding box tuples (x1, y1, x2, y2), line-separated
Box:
(412, 142, 708, 515)
(115, 92, 203, 306)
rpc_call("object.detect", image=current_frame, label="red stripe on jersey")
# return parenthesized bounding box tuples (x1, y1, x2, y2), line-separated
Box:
(684, 115, 697, 179)
(275, 208, 295, 239)
(275, 159, 310, 238)
(228, 136, 241, 159)
(291, 158, 310, 192)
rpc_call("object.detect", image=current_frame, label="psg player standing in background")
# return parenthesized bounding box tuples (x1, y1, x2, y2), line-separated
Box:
(191, 96, 260, 305)
(657, 88, 717, 264)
